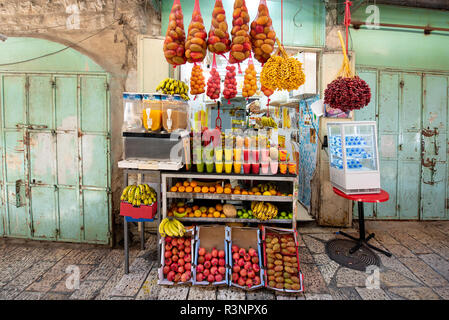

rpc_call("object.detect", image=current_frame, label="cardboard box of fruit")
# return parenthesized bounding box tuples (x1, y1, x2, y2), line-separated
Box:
(158, 226, 195, 285)
(262, 226, 304, 293)
(228, 227, 264, 290)
(193, 225, 229, 286)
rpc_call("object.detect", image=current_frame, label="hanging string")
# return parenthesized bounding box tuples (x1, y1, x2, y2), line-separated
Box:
(281, 0, 284, 45)
(344, 0, 352, 54)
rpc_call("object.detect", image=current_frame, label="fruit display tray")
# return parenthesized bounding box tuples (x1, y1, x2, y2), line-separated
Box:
(192, 225, 229, 286)
(261, 226, 304, 293)
(120, 201, 157, 220)
(227, 227, 265, 290)
(158, 227, 195, 286)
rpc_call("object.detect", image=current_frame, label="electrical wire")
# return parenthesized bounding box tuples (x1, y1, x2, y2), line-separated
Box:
(0, 20, 118, 67)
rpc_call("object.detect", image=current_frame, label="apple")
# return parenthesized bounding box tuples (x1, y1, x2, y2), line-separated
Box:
(218, 258, 225, 266)
(196, 273, 204, 282)
(172, 255, 179, 262)
(178, 243, 185, 251)
(164, 251, 172, 259)
(211, 258, 219, 266)
(163, 265, 170, 275)
(210, 266, 218, 275)
(251, 256, 259, 264)
(180, 272, 189, 282)
(178, 258, 185, 266)
(178, 266, 185, 274)
(170, 263, 178, 272)
(204, 260, 211, 269)
(240, 269, 247, 277)
(243, 253, 251, 262)
(205, 253, 212, 261)
(165, 243, 173, 251)
(238, 248, 246, 256)
(178, 251, 185, 258)
(198, 247, 206, 256)
(171, 238, 178, 246)
(196, 264, 204, 273)
(232, 252, 240, 261)
(253, 276, 261, 285)
(184, 247, 191, 254)
(177, 238, 185, 244)
(246, 278, 253, 287)
(165, 236, 172, 243)
(237, 277, 246, 286)
(244, 262, 252, 271)
(218, 266, 226, 275)
(174, 273, 182, 282)
(211, 248, 218, 258)
(185, 239, 191, 247)
(165, 258, 172, 266)
(185, 263, 191, 271)
(248, 248, 257, 257)
(167, 271, 175, 281)
(197, 256, 204, 264)
(253, 264, 260, 273)
(247, 270, 256, 279)
(172, 248, 179, 255)
(184, 254, 191, 263)
(238, 258, 245, 267)
(203, 269, 210, 277)
(233, 265, 241, 273)
(207, 274, 215, 282)
(215, 274, 223, 282)
(218, 250, 225, 258)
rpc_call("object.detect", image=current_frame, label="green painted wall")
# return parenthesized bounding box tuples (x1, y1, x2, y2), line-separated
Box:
(0, 37, 104, 73)
(161, 0, 325, 48)
(349, 4, 449, 71)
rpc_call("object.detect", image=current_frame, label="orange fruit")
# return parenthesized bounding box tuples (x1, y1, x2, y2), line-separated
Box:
(176, 182, 182, 187)
(190, 181, 198, 188)
(208, 207, 215, 214)
(207, 213, 213, 218)
(288, 194, 293, 197)
(168, 210, 173, 217)
(270, 190, 277, 195)
(192, 205, 199, 211)
(215, 204, 223, 211)
(194, 186, 202, 193)
(178, 207, 185, 213)
(233, 189, 241, 195)
(200, 206, 207, 213)
(178, 186, 185, 192)
(242, 191, 248, 195)
(235, 186, 241, 190)
(170, 186, 178, 192)
(220, 214, 226, 218)
(215, 184, 221, 190)
(186, 207, 192, 213)
(201, 186, 209, 193)
(251, 187, 259, 193)
(194, 210, 202, 217)
(255, 192, 262, 195)
(216, 186, 224, 194)
(209, 186, 216, 193)
(188, 213, 195, 217)
(249, 192, 254, 195)
(183, 181, 190, 187)
(213, 211, 221, 218)
(224, 187, 232, 194)
(224, 183, 232, 189)
(186, 186, 193, 193)
(201, 213, 207, 218)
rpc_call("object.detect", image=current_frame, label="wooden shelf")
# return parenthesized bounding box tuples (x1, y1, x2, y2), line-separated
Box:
(166, 192, 293, 203)
(176, 217, 293, 224)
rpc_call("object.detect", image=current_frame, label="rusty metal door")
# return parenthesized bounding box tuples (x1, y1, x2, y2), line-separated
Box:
(356, 68, 449, 220)
(0, 72, 111, 243)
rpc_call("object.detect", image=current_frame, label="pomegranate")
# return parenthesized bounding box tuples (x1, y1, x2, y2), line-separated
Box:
(178, 266, 185, 274)
(165, 258, 172, 266)
(210, 266, 218, 275)
(248, 248, 257, 257)
(178, 243, 185, 251)
(233, 265, 241, 273)
(167, 271, 175, 282)
(184, 247, 191, 254)
(237, 277, 246, 286)
(185, 239, 191, 247)
(218, 258, 226, 266)
(253, 264, 260, 272)
(251, 256, 259, 264)
(215, 274, 223, 282)
(197, 256, 205, 264)
(198, 247, 206, 256)
(238, 258, 245, 267)
(253, 276, 261, 285)
(203, 268, 210, 277)
(218, 250, 225, 258)
(232, 272, 239, 282)
(218, 266, 226, 275)
(211, 248, 218, 258)
(196, 264, 204, 273)
(232, 252, 240, 261)
(174, 273, 182, 282)
(244, 261, 252, 271)
(246, 278, 253, 287)
(172, 248, 179, 255)
(232, 245, 239, 253)
(185, 263, 191, 271)
(170, 263, 178, 272)
(243, 253, 251, 262)
(184, 254, 191, 263)
(172, 255, 179, 262)
(178, 258, 185, 266)
(196, 273, 204, 282)
(240, 269, 247, 277)
(205, 253, 212, 261)
(207, 274, 215, 282)
(247, 269, 255, 279)
(171, 238, 178, 246)
(177, 238, 185, 244)
(165, 243, 173, 251)
(163, 265, 170, 275)
(204, 260, 211, 269)
(211, 258, 219, 266)
(164, 251, 172, 259)
(238, 248, 246, 257)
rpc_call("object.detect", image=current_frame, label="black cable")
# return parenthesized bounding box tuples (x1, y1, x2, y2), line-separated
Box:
(0, 20, 118, 67)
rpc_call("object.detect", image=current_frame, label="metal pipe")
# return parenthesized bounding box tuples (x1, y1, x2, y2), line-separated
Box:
(351, 20, 449, 33)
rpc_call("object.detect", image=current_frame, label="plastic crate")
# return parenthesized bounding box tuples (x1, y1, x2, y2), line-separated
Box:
(120, 201, 157, 220)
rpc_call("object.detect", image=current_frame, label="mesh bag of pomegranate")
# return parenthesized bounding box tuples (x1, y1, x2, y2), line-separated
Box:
(324, 31, 371, 112)
(185, 0, 207, 64)
(163, 0, 186, 67)
(208, 0, 231, 55)
(229, 0, 251, 65)
(250, 0, 276, 65)
(223, 64, 237, 103)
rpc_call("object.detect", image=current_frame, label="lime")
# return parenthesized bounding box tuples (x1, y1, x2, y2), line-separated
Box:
(288, 213, 293, 219)
(242, 213, 249, 219)
(248, 210, 252, 215)
(237, 210, 243, 216)
(280, 211, 287, 217)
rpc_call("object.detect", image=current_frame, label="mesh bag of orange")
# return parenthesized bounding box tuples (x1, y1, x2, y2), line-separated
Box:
(185, 0, 207, 64)
(242, 55, 258, 98)
(250, 0, 276, 65)
(208, 0, 231, 55)
(229, 0, 251, 65)
(163, 0, 186, 66)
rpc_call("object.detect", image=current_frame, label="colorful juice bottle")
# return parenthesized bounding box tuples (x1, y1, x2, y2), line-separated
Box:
(224, 148, 233, 161)
(251, 163, 260, 174)
(206, 161, 214, 173)
(243, 163, 251, 174)
(261, 162, 269, 174)
(278, 162, 286, 174)
(224, 162, 233, 174)
(215, 162, 224, 173)
(234, 162, 242, 174)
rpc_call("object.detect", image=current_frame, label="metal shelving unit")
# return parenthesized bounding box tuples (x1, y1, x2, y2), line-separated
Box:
(161, 172, 299, 230)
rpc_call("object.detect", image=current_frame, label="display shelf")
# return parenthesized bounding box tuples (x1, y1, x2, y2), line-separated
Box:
(161, 172, 297, 182)
(166, 192, 293, 202)
(176, 217, 292, 224)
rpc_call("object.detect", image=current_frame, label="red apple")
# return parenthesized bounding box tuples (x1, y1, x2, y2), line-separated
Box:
(174, 273, 182, 282)
(164, 258, 172, 266)
(205, 253, 212, 261)
(165, 236, 172, 243)
(244, 261, 252, 271)
(253, 264, 260, 272)
(246, 278, 253, 287)
(232, 252, 240, 261)
(171, 238, 178, 246)
(185, 263, 191, 271)
(165, 243, 173, 251)
(204, 260, 211, 269)
(180, 272, 189, 282)
(243, 253, 251, 262)
(238, 258, 245, 267)
(196, 264, 204, 273)
(233, 265, 241, 273)
(163, 265, 170, 275)
(178, 266, 185, 274)
(184, 247, 191, 254)
(211, 248, 218, 258)
(207, 274, 215, 282)
(178, 243, 185, 251)
(172, 255, 179, 262)
(196, 273, 204, 282)
(247, 270, 256, 279)
(164, 251, 172, 259)
(185, 254, 191, 263)
(177, 238, 185, 244)
(218, 258, 225, 266)
(232, 245, 239, 253)
(179, 251, 185, 258)
(197, 256, 204, 264)
(167, 271, 175, 281)
(218, 266, 226, 275)
(253, 276, 261, 285)
(185, 239, 191, 247)
(170, 263, 178, 272)
(218, 250, 225, 258)
(172, 248, 179, 255)
(238, 248, 246, 256)
(237, 277, 246, 286)
(178, 258, 185, 266)
(211, 258, 219, 266)
(248, 248, 257, 257)
(240, 269, 247, 277)
(210, 266, 218, 275)
(251, 256, 259, 264)
(215, 274, 223, 282)
(203, 268, 210, 277)
(198, 247, 206, 256)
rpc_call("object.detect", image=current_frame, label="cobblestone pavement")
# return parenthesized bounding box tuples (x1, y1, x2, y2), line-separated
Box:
(1, 221, 449, 300)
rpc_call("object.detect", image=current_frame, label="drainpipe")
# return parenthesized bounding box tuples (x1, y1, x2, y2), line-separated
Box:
(351, 20, 449, 34)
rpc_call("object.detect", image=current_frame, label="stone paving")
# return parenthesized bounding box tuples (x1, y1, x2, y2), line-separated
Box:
(1, 221, 449, 300)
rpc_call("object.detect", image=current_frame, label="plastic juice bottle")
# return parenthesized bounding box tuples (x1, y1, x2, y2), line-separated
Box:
(224, 148, 233, 161)
(214, 148, 223, 162)
(243, 149, 250, 162)
(234, 148, 242, 162)
(224, 161, 233, 174)
(206, 161, 214, 173)
(278, 162, 287, 174)
(288, 162, 297, 174)
(261, 162, 269, 174)
(243, 163, 251, 174)
(234, 162, 242, 174)
(261, 148, 270, 162)
(251, 163, 260, 174)
(251, 149, 260, 163)
(215, 161, 224, 173)
(197, 162, 205, 173)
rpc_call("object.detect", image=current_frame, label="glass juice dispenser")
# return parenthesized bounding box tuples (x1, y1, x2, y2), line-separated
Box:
(327, 121, 380, 194)
(123, 93, 143, 132)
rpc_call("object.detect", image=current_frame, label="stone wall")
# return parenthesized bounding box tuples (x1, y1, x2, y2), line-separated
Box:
(0, 0, 163, 241)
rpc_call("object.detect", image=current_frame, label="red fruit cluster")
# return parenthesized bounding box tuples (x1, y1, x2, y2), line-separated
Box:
(324, 76, 371, 112)
(223, 65, 237, 101)
(230, 244, 261, 288)
(196, 247, 226, 283)
(206, 68, 221, 100)
(163, 236, 192, 283)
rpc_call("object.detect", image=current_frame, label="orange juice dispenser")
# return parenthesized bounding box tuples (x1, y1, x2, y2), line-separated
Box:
(142, 94, 162, 132)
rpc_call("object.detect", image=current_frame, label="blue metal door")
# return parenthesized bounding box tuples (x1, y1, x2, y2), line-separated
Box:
(0, 72, 111, 243)
(356, 68, 449, 220)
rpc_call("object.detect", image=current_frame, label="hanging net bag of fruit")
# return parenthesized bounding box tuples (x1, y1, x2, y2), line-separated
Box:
(242, 54, 258, 99)
(260, 38, 305, 92)
(163, 0, 186, 67)
(206, 54, 221, 101)
(324, 31, 371, 112)
(250, 0, 276, 65)
(208, 0, 231, 55)
(185, 0, 207, 64)
(190, 64, 206, 99)
(223, 64, 237, 104)
(229, 0, 251, 69)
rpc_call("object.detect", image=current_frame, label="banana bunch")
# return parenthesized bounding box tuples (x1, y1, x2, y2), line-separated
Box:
(159, 218, 185, 237)
(156, 78, 190, 101)
(260, 116, 278, 129)
(120, 184, 157, 207)
(251, 201, 279, 221)
(257, 182, 278, 193)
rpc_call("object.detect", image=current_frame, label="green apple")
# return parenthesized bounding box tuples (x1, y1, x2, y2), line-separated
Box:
(288, 213, 293, 219)
(242, 213, 249, 219)
(280, 211, 287, 217)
